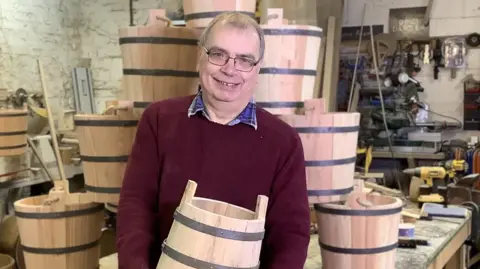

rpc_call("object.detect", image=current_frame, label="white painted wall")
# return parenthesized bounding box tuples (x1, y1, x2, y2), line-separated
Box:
(344, 0, 480, 139)
(0, 0, 82, 113)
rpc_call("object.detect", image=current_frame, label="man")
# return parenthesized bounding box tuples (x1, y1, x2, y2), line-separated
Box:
(116, 12, 310, 269)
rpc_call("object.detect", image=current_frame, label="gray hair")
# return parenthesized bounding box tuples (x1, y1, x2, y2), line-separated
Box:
(198, 12, 265, 61)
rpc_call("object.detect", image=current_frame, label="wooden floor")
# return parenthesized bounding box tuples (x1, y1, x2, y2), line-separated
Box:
(100, 214, 470, 269)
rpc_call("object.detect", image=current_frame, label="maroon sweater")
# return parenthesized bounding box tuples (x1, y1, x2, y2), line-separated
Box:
(116, 95, 310, 269)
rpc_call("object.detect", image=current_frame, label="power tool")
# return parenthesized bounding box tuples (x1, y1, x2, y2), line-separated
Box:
(403, 166, 449, 206)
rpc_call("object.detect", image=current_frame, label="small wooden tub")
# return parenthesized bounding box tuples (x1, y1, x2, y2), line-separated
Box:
(157, 180, 268, 269)
(119, 9, 200, 103)
(0, 253, 14, 269)
(13, 194, 105, 269)
(279, 99, 360, 204)
(0, 108, 28, 156)
(74, 105, 138, 204)
(315, 192, 403, 269)
(256, 9, 322, 115)
(183, 0, 257, 29)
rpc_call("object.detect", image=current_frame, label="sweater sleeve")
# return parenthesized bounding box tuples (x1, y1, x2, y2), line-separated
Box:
(260, 132, 310, 269)
(116, 105, 161, 269)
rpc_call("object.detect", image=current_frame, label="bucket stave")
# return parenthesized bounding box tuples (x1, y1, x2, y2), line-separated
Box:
(13, 194, 105, 269)
(183, 0, 257, 29)
(0, 108, 28, 156)
(315, 192, 402, 269)
(157, 180, 268, 269)
(74, 105, 138, 204)
(280, 99, 360, 204)
(256, 9, 322, 115)
(119, 9, 200, 105)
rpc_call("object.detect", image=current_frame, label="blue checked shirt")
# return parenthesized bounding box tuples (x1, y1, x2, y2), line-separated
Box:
(187, 90, 258, 130)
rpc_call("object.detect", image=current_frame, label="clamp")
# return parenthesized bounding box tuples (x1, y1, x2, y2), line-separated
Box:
(461, 201, 480, 250)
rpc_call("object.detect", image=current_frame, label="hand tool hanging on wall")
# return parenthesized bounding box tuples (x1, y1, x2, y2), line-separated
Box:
(432, 39, 444, 80)
(466, 33, 480, 48)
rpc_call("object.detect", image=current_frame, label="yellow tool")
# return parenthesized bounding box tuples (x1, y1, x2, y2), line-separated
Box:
(402, 166, 447, 187)
(403, 166, 448, 205)
(442, 159, 468, 179)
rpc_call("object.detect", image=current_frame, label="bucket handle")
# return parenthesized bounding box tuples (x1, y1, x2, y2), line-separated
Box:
(254, 195, 269, 220)
(180, 180, 197, 205)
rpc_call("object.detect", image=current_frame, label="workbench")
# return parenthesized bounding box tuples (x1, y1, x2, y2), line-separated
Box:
(99, 212, 472, 269)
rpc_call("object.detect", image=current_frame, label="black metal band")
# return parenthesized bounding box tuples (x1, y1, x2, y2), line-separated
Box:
(15, 204, 104, 219)
(314, 204, 402, 216)
(305, 156, 356, 167)
(134, 102, 152, 108)
(85, 184, 121, 194)
(0, 131, 27, 136)
(184, 11, 255, 21)
(256, 102, 304, 108)
(319, 241, 398, 255)
(119, 37, 198, 45)
(262, 29, 323, 37)
(259, 68, 317, 76)
(308, 186, 354, 197)
(173, 210, 265, 241)
(162, 242, 260, 269)
(0, 112, 28, 117)
(80, 155, 129, 162)
(106, 203, 118, 208)
(295, 126, 359, 133)
(74, 119, 138, 127)
(123, 69, 199, 77)
(21, 239, 100, 255)
(0, 144, 26, 150)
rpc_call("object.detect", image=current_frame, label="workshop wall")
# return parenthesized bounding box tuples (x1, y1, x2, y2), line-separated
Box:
(344, 0, 480, 140)
(0, 0, 82, 112)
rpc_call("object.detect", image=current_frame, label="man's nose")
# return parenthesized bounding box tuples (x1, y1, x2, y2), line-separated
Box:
(221, 58, 236, 74)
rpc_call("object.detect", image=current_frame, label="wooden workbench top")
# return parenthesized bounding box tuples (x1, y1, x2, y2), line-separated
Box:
(99, 213, 471, 269)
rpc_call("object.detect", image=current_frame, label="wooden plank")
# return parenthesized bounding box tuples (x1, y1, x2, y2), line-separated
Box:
(320, 16, 336, 111)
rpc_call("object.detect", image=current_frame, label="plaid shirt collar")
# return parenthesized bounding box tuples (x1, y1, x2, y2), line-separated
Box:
(188, 90, 258, 130)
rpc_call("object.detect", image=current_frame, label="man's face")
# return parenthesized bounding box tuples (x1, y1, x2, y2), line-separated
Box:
(198, 23, 261, 105)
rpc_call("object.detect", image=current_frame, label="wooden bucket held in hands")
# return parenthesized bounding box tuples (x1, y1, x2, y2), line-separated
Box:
(183, 0, 257, 29)
(0, 106, 28, 156)
(315, 192, 402, 269)
(157, 180, 269, 269)
(119, 9, 200, 114)
(280, 99, 360, 204)
(256, 9, 323, 115)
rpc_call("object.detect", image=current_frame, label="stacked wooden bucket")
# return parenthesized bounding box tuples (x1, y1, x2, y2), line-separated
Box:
(263, 8, 402, 268)
(0, 106, 29, 157)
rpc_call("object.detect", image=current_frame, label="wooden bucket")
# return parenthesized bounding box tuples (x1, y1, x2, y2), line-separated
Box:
(13, 191, 104, 269)
(119, 9, 200, 104)
(279, 99, 360, 204)
(315, 192, 402, 269)
(183, 0, 257, 29)
(256, 9, 322, 115)
(0, 108, 28, 156)
(0, 254, 14, 269)
(74, 103, 138, 204)
(157, 180, 269, 269)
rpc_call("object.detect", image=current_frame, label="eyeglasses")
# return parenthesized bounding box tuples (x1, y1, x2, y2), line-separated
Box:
(202, 46, 258, 72)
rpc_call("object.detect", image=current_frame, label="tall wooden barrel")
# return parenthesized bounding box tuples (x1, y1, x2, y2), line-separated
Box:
(119, 9, 199, 104)
(315, 192, 402, 269)
(279, 99, 360, 204)
(183, 0, 257, 29)
(256, 9, 322, 115)
(13, 194, 104, 269)
(0, 253, 14, 269)
(74, 105, 138, 204)
(157, 180, 268, 269)
(0, 108, 28, 156)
